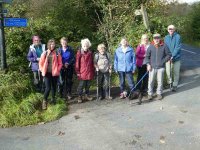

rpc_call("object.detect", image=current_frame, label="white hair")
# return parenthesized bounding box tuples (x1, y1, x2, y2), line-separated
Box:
(141, 34, 149, 45)
(168, 25, 176, 30)
(81, 38, 92, 47)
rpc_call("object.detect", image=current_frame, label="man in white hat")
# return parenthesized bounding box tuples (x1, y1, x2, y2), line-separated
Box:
(145, 33, 171, 100)
(164, 25, 181, 92)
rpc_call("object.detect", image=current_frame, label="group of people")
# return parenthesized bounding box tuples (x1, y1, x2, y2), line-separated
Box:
(27, 24, 181, 110)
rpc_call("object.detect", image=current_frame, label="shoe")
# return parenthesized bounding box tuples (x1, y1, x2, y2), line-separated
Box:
(120, 93, 125, 99)
(123, 91, 127, 98)
(98, 96, 104, 100)
(78, 96, 83, 103)
(50, 99, 56, 105)
(105, 96, 113, 100)
(67, 95, 72, 100)
(42, 100, 47, 110)
(84, 94, 93, 101)
(147, 95, 153, 101)
(172, 86, 177, 92)
(157, 94, 163, 100)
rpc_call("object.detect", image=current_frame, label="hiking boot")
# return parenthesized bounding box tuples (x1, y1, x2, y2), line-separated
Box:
(50, 99, 56, 105)
(156, 94, 163, 100)
(67, 95, 72, 100)
(84, 94, 93, 101)
(120, 93, 125, 99)
(105, 95, 113, 100)
(78, 96, 83, 103)
(147, 95, 153, 101)
(172, 86, 177, 92)
(42, 100, 47, 110)
(98, 96, 104, 100)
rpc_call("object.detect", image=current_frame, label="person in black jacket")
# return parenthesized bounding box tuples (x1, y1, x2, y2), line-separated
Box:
(145, 34, 171, 100)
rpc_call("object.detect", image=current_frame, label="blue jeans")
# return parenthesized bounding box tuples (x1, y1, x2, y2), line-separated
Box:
(118, 71, 135, 93)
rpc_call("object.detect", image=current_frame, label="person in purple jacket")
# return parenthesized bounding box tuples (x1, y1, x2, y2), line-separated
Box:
(27, 35, 45, 92)
(136, 34, 150, 94)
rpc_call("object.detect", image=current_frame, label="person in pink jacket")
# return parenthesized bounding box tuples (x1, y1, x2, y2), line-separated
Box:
(136, 34, 150, 94)
(39, 39, 62, 110)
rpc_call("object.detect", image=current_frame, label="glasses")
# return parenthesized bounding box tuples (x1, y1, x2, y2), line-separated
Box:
(168, 28, 174, 30)
(153, 37, 160, 39)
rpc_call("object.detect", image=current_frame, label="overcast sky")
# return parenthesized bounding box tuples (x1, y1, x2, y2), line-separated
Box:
(178, 0, 200, 3)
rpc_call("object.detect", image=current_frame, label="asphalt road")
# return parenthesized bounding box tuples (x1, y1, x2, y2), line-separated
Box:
(0, 44, 200, 150)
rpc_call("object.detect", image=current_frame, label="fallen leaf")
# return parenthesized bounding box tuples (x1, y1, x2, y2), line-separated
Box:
(58, 131, 65, 136)
(160, 136, 166, 144)
(178, 120, 184, 124)
(74, 115, 80, 120)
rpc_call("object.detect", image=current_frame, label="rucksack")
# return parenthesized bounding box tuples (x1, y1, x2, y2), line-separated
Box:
(95, 52, 109, 63)
(45, 50, 59, 59)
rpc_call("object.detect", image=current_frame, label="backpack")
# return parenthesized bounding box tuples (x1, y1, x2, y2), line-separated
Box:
(95, 52, 109, 63)
(45, 50, 59, 59)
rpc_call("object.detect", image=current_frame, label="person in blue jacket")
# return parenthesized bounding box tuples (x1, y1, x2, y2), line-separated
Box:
(58, 37, 75, 100)
(114, 38, 136, 99)
(164, 25, 181, 92)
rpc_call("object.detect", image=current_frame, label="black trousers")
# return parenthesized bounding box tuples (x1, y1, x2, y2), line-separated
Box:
(77, 80, 90, 96)
(97, 72, 110, 97)
(136, 64, 148, 92)
(44, 73, 58, 101)
(59, 67, 73, 97)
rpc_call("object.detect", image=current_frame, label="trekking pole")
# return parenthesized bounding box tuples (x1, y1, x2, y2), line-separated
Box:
(169, 61, 173, 91)
(108, 71, 111, 99)
(127, 71, 149, 99)
(96, 70, 99, 101)
(38, 69, 41, 82)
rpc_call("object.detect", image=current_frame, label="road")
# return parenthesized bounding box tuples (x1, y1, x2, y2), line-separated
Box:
(0, 44, 200, 150)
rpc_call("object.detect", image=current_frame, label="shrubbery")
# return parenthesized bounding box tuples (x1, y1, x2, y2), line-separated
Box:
(0, 72, 67, 128)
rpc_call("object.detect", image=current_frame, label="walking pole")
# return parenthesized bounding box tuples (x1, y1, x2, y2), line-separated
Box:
(108, 71, 111, 99)
(38, 69, 41, 82)
(127, 71, 149, 99)
(169, 61, 173, 91)
(96, 70, 99, 101)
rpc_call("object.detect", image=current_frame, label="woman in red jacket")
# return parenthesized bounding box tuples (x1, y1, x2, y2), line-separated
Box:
(75, 38, 95, 103)
(136, 34, 150, 94)
(39, 39, 62, 110)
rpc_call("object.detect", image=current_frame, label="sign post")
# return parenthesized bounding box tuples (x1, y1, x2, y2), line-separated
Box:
(0, 2, 7, 69)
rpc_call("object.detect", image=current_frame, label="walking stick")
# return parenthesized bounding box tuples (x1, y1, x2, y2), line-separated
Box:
(169, 61, 173, 91)
(96, 71, 99, 101)
(108, 71, 111, 99)
(127, 71, 149, 99)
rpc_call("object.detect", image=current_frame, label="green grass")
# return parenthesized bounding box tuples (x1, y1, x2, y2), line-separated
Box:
(184, 39, 200, 48)
(0, 71, 67, 128)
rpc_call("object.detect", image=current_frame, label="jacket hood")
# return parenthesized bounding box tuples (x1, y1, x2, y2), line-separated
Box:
(117, 45, 133, 52)
(151, 40, 164, 47)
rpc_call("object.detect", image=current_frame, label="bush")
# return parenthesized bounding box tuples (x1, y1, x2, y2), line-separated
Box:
(0, 72, 67, 128)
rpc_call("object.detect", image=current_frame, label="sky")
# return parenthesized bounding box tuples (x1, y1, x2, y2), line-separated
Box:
(178, 0, 200, 3)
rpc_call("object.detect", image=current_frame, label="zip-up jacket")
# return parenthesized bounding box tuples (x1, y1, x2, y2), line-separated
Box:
(114, 46, 136, 72)
(39, 49, 63, 77)
(164, 32, 181, 61)
(27, 44, 45, 71)
(145, 42, 171, 69)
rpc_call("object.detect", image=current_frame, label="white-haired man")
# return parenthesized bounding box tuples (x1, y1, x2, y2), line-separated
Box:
(164, 25, 181, 92)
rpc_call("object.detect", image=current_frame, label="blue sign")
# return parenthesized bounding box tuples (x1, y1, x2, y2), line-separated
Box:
(4, 18, 27, 27)
(0, 0, 12, 3)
